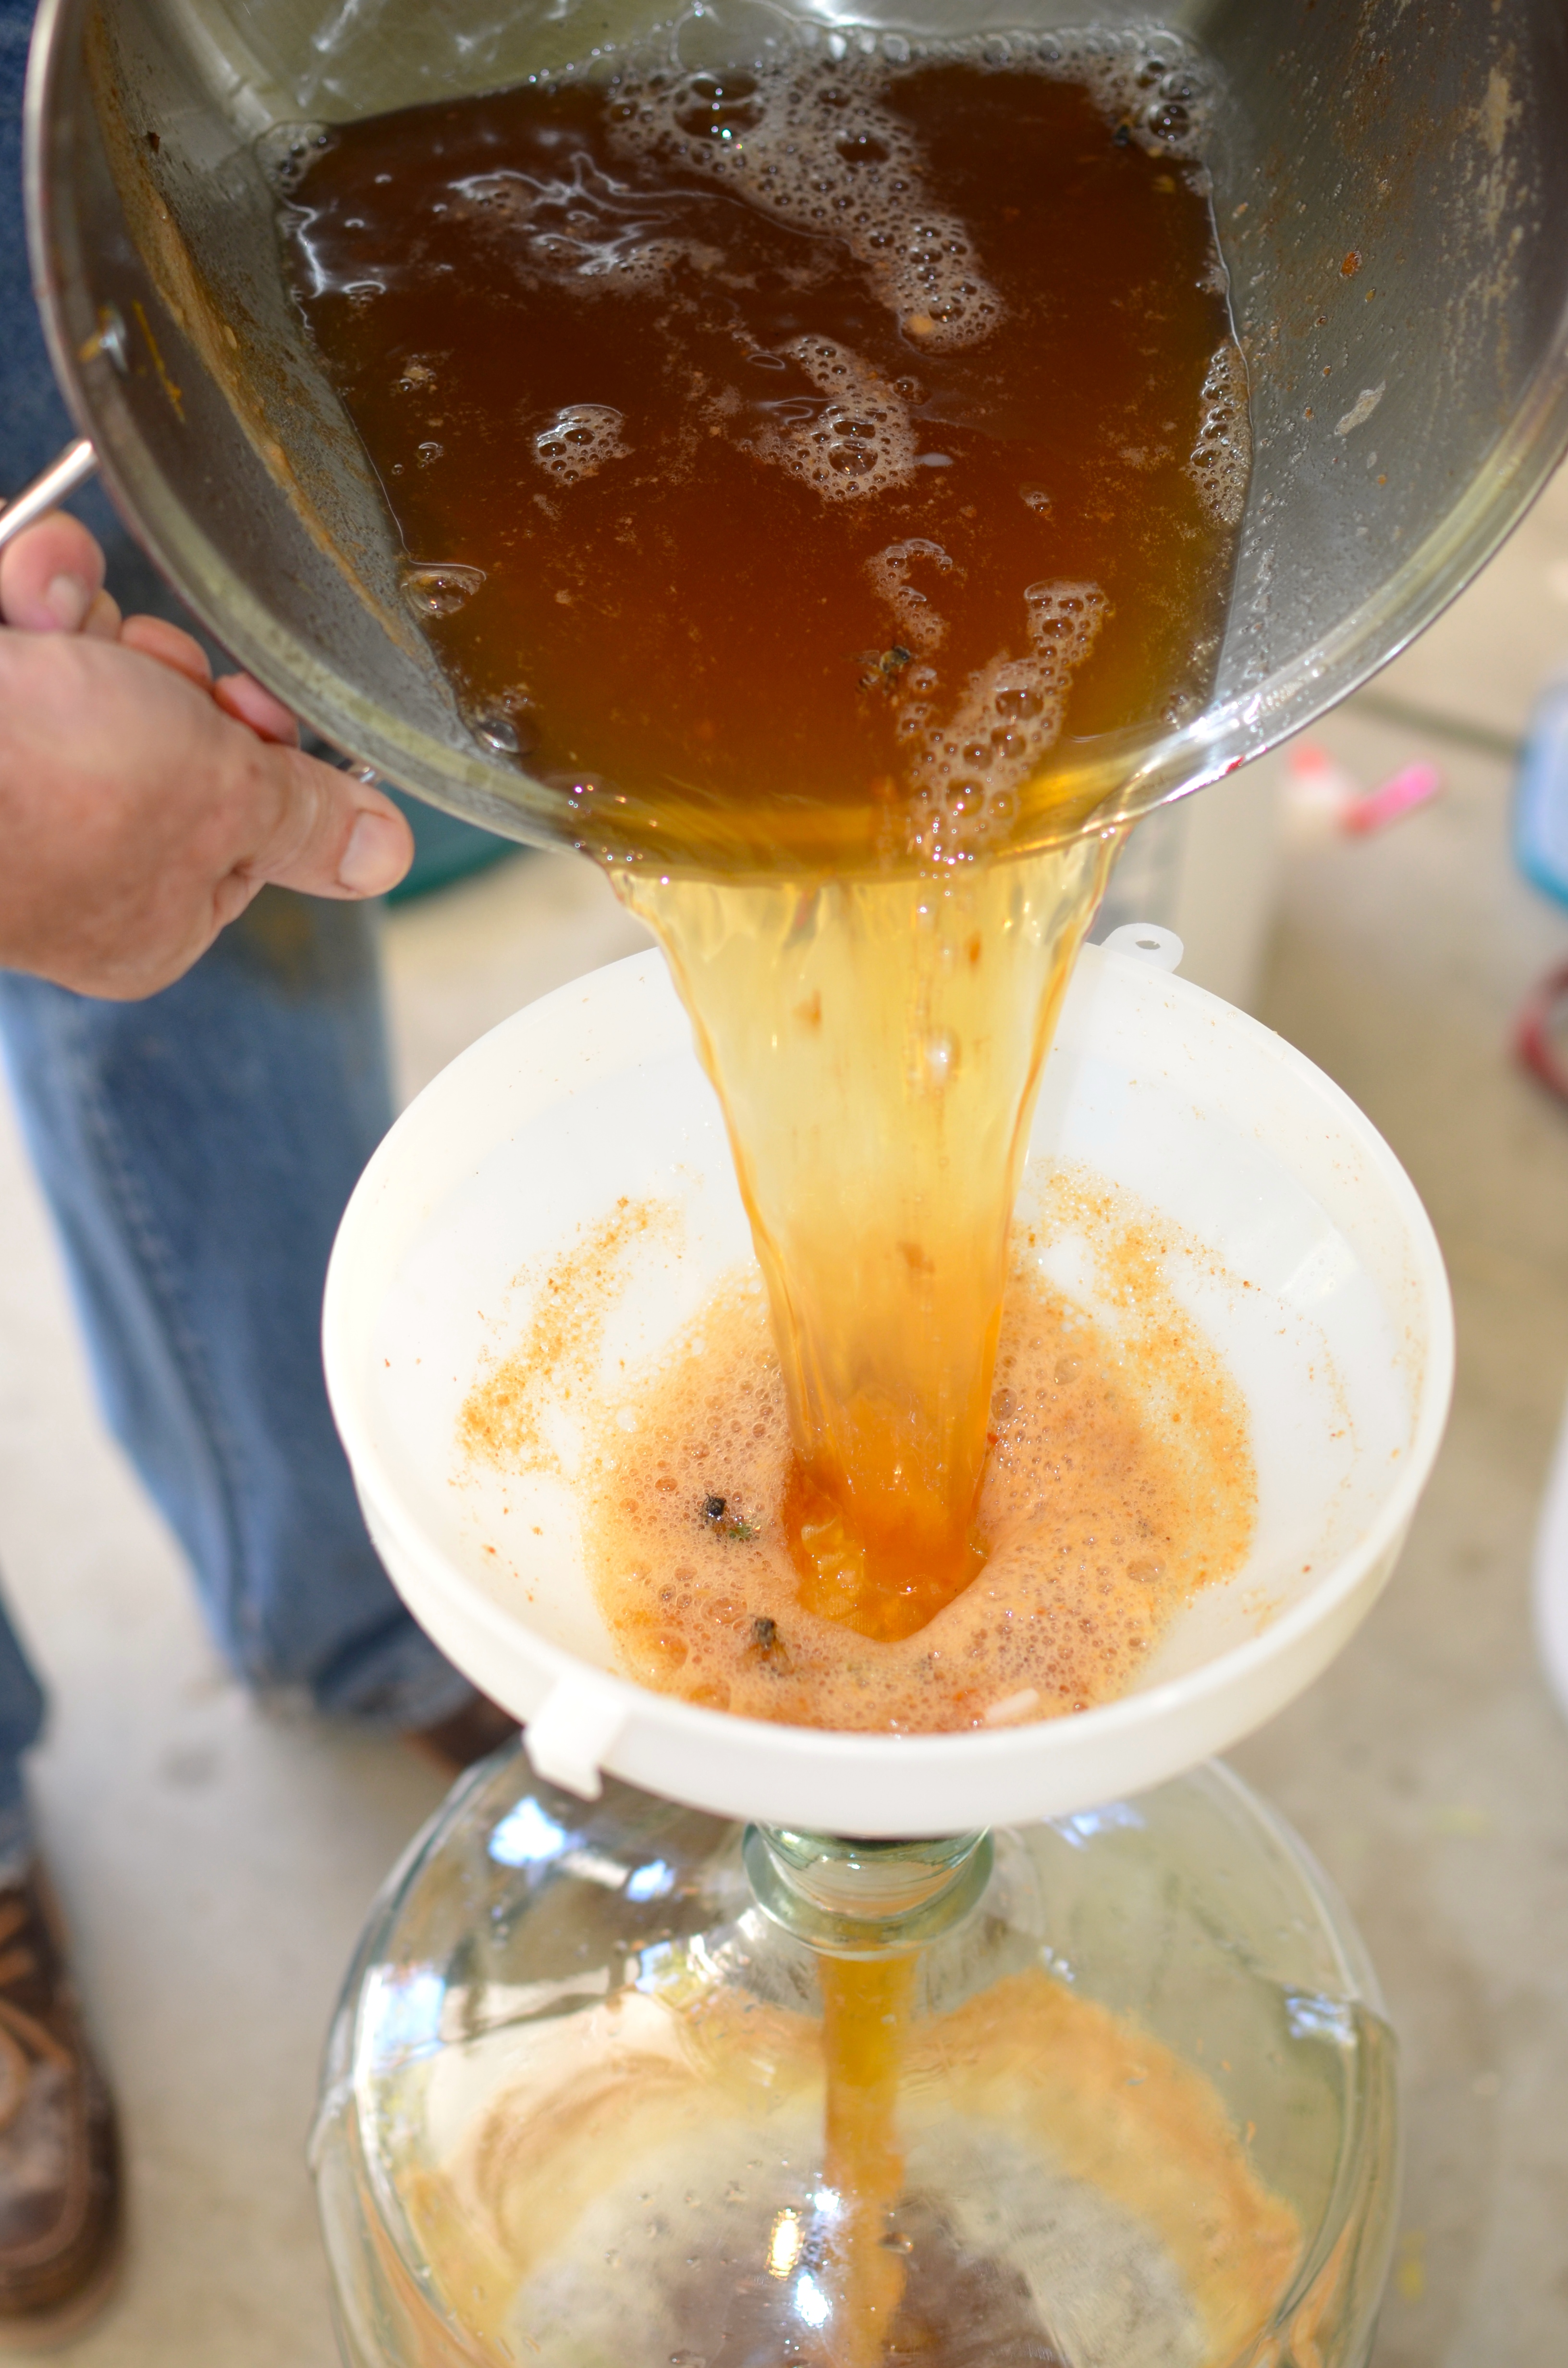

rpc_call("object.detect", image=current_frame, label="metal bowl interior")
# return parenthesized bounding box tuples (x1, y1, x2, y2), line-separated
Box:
(24, 0, 1568, 856)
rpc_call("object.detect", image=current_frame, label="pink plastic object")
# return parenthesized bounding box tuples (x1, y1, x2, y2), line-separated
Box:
(1342, 761, 1443, 835)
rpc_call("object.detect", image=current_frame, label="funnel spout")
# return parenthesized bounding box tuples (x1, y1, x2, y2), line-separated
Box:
(744, 1825, 993, 1957)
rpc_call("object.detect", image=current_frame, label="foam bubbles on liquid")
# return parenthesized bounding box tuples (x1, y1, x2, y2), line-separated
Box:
(1189, 343, 1250, 527)
(1028, 26, 1218, 161)
(451, 169, 727, 297)
(399, 561, 486, 616)
(753, 337, 919, 502)
(256, 119, 334, 196)
(440, 25, 1228, 545)
(588, 25, 1225, 543)
(903, 581, 1109, 857)
(607, 50, 1003, 352)
(533, 403, 629, 484)
(568, 1175, 1255, 1735)
(866, 540, 954, 652)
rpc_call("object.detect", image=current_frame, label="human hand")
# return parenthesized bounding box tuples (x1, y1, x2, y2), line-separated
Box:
(0, 510, 414, 998)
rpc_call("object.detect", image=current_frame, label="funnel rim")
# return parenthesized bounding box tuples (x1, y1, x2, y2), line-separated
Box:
(325, 945, 1452, 1825)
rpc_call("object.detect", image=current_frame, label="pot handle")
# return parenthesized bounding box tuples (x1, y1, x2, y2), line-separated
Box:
(0, 439, 99, 554)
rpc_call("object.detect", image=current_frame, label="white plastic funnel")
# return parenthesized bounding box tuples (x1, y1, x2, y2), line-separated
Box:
(323, 938, 1451, 1837)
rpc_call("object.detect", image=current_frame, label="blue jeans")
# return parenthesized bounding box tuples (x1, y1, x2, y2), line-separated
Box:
(0, 0, 472, 1862)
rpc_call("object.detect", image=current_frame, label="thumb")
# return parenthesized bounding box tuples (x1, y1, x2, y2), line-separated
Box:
(0, 510, 108, 631)
(240, 746, 414, 901)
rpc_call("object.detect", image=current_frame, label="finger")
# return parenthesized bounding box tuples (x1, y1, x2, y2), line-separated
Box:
(240, 746, 414, 900)
(0, 511, 107, 632)
(119, 613, 213, 686)
(83, 590, 123, 641)
(212, 670, 300, 746)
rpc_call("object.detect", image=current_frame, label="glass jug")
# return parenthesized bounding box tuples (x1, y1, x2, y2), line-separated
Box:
(313, 1745, 1396, 2368)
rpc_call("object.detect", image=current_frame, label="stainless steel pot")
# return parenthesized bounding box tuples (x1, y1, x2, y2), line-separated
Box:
(14, 0, 1568, 851)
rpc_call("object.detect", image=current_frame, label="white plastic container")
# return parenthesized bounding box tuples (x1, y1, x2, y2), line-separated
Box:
(323, 938, 1452, 1837)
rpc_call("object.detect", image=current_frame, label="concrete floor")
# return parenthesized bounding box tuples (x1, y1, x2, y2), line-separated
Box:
(1234, 469, 1568, 2365)
(0, 476, 1566, 2358)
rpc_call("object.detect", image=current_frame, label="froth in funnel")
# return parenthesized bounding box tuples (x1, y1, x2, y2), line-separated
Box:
(456, 1170, 1255, 1734)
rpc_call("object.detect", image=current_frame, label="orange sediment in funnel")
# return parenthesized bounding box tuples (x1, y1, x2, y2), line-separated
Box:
(459, 1173, 1255, 1732)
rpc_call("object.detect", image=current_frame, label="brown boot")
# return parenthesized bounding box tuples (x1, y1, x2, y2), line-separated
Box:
(0, 1870, 120, 2347)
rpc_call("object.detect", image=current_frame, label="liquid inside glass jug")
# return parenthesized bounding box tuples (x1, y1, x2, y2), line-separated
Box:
(313, 1748, 1397, 2368)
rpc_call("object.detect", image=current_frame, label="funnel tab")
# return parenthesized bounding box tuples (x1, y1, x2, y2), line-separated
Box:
(525, 1675, 628, 1799)
(1102, 920, 1184, 972)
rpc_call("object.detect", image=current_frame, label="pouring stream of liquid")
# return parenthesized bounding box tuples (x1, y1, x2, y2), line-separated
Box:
(618, 835, 1114, 1639)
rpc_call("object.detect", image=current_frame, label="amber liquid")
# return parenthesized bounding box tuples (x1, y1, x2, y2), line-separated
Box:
(282, 51, 1243, 871)
(284, 38, 1248, 2362)
(817, 1953, 919, 2368)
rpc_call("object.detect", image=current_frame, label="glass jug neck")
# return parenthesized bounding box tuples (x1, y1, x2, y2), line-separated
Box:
(742, 1825, 993, 1958)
